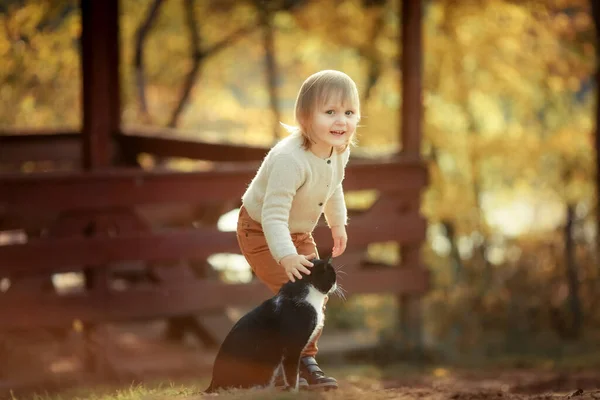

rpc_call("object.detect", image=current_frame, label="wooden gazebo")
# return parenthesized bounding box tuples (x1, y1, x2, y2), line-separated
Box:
(0, 0, 429, 376)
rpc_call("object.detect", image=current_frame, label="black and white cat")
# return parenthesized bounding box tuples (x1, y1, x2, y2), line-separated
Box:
(205, 256, 338, 393)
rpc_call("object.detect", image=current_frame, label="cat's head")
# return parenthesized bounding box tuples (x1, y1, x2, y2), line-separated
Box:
(304, 255, 337, 295)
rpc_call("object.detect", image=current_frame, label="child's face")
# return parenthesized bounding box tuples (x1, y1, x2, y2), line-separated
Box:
(307, 94, 359, 156)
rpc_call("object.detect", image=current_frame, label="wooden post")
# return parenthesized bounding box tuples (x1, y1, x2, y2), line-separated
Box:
(398, 0, 424, 356)
(78, 0, 121, 378)
(591, 1, 600, 257)
(401, 0, 422, 156)
(80, 0, 121, 169)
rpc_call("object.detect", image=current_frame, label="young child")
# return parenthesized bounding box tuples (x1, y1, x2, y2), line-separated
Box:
(236, 69, 360, 390)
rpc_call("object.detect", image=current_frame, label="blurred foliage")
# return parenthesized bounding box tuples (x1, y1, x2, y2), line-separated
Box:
(423, 0, 596, 235)
(1, 0, 599, 359)
(0, 0, 80, 128)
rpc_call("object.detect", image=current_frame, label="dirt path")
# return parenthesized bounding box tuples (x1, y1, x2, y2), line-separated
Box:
(344, 369, 600, 400)
(175, 368, 600, 399)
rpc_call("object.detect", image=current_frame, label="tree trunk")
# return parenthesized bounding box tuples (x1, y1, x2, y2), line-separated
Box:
(134, 0, 164, 124)
(256, 0, 281, 141)
(564, 203, 583, 338)
(442, 220, 463, 283)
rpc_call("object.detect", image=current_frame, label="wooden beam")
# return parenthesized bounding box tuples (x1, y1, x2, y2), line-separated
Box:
(0, 267, 429, 329)
(0, 211, 425, 274)
(0, 128, 409, 164)
(0, 129, 79, 136)
(0, 228, 237, 273)
(0, 131, 268, 164)
(0, 131, 80, 163)
(0, 160, 428, 212)
(313, 198, 427, 251)
(117, 131, 269, 162)
(0, 129, 268, 164)
(80, 0, 120, 169)
(400, 0, 423, 156)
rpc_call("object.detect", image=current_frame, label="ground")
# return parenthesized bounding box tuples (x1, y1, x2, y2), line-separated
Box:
(8, 362, 600, 399)
(192, 366, 600, 400)
(3, 325, 600, 399)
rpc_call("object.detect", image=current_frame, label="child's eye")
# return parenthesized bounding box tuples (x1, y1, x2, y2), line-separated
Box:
(345, 110, 354, 116)
(326, 110, 335, 115)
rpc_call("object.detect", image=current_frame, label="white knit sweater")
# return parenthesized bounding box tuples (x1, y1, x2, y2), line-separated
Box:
(241, 130, 350, 262)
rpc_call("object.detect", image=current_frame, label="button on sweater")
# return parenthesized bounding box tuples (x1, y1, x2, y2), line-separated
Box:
(241, 131, 350, 262)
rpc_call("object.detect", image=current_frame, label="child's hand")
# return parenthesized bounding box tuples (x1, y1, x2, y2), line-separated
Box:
(280, 253, 316, 282)
(331, 225, 347, 257)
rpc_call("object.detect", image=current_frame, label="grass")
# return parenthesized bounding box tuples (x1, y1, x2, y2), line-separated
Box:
(17, 385, 409, 400)
(15, 383, 202, 400)
(10, 364, 409, 400)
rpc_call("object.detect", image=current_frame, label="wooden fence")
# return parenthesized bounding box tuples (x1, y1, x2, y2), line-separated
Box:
(0, 153, 428, 331)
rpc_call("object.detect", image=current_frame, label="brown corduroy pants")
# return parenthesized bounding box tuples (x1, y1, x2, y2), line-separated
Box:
(236, 206, 325, 357)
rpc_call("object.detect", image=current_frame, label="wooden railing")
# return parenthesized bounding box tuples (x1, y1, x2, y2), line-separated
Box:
(0, 152, 428, 331)
(0, 127, 271, 165)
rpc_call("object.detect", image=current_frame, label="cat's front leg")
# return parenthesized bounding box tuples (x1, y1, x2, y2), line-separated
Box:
(281, 384, 297, 392)
(281, 354, 301, 392)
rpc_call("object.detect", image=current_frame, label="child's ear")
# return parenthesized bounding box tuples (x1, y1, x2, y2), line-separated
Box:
(296, 114, 307, 129)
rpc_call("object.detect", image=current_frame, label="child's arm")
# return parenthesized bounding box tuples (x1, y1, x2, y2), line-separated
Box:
(261, 155, 302, 261)
(261, 155, 313, 280)
(324, 184, 348, 257)
(323, 185, 347, 227)
(324, 149, 350, 257)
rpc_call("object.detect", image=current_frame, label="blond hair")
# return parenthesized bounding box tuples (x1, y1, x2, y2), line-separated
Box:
(287, 70, 360, 153)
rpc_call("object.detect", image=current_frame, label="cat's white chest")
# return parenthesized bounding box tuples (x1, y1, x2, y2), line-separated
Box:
(304, 286, 326, 331)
